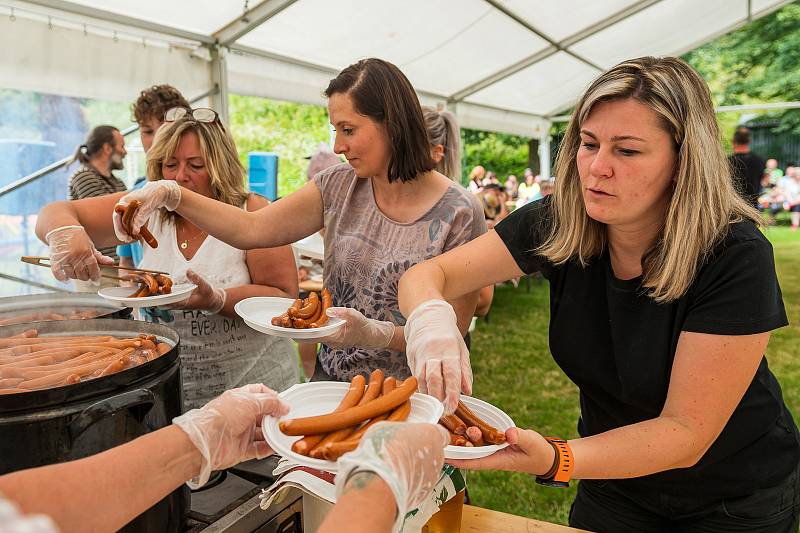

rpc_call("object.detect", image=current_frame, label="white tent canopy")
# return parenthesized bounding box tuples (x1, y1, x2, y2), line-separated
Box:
(0, 0, 792, 140)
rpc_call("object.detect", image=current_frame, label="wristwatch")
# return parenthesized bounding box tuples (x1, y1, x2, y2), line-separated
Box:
(535, 437, 574, 488)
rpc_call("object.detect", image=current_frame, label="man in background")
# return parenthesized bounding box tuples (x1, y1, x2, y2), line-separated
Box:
(728, 126, 765, 209)
(67, 125, 127, 263)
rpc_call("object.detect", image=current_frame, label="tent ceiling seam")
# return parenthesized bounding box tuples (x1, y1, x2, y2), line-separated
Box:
(213, 0, 298, 47)
(448, 0, 664, 104)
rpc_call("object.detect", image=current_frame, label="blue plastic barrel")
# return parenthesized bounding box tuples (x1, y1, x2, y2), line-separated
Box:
(248, 152, 279, 200)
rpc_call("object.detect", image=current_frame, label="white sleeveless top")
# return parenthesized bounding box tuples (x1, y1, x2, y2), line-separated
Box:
(139, 208, 298, 410)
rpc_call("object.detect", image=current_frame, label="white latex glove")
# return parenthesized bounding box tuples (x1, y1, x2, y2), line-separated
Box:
(319, 307, 395, 349)
(113, 180, 181, 242)
(45, 225, 114, 283)
(335, 422, 449, 532)
(173, 383, 289, 489)
(165, 269, 226, 315)
(404, 299, 472, 414)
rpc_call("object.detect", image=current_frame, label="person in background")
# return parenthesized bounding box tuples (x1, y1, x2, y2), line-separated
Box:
(539, 179, 554, 198)
(483, 170, 499, 186)
(36, 109, 300, 408)
(0, 383, 448, 533)
(728, 126, 765, 209)
(117, 85, 191, 269)
(399, 56, 799, 532)
(516, 168, 540, 205)
(504, 174, 519, 199)
(478, 183, 509, 227)
(467, 165, 485, 192)
(67, 125, 127, 264)
(764, 158, 784, 186)
(424, 106, 494, 343)
(423, 106, 461, 182)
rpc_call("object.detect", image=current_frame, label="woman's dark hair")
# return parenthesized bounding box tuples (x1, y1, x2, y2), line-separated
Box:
(324, 58, 433, 183)
(71, 125, 119, 165)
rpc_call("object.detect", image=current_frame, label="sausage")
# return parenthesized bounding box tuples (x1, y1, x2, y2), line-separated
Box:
(309, 288, 332, 328)
(465, 425, 485, 446)
(292, 374, 367, 455)
(439, 414, 467, 436)
(280, 377, 417, 436)
(155, 274, 171, 293)
(0, 335, 112, 349)
(455, 401, 506, 445)
(0, 388, 30, 395)
(122, 200, 139, 235)
(319, 400, 412, 461)
(272, 311, 290, 327)
(448, 430, 468, 446)
(292, 292, 319, 320)
(139, 225, 158, 249)
(10, 329, 38, 339)
(156, 342, 172, 356)
(0, 378, 25, 388)
(275, 299, 302, 327)
(99, 354, 130, 376)
(309, 369, 385, 458)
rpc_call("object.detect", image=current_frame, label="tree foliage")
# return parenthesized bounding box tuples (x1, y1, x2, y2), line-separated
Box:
(461, 128, 531, 184)
(228, 94, 331, 197)
(683, 1, 800, 135)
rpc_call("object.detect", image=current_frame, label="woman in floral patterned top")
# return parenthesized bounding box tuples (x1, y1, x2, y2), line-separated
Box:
(114, 58, 485, 396)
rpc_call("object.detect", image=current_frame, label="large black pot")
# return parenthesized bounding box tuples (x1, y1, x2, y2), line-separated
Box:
(0, 319, 187, 532)
(0, 292, 132, 325)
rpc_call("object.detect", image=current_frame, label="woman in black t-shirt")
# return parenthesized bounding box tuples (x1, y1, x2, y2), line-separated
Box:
(398, 57, 799, 532)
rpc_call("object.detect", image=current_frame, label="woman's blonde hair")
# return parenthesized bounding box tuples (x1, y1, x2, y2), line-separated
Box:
(423, 106, 461, 181)
(540, 56, 760, 303)
(146, 116, 249, 224)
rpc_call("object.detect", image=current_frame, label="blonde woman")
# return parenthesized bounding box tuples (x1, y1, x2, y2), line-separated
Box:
(398, 57, 798, 531)
(36, 109, 300, 408)
(423, 107, 461, 182)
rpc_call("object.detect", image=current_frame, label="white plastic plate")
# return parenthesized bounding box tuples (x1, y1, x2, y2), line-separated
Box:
(264, 381, 444, 472)
(444, 395, 514, 460)
(97, 283, 196, 309)
(234, 296, 344, 341)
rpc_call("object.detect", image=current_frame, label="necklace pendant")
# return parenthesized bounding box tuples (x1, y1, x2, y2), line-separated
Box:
(180, 241, 188, 249)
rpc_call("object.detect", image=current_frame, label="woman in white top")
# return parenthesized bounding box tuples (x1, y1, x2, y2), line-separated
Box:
(35, 108, 299, 408)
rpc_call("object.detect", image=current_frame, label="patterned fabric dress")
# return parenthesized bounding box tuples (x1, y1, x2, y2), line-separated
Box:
(314, 163, 486, 381)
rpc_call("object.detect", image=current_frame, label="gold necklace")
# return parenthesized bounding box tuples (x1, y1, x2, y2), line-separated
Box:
(178, 222, 207, 250)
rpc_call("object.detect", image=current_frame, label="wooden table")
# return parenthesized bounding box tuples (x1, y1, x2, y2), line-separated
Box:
(461, 505, 590, 532)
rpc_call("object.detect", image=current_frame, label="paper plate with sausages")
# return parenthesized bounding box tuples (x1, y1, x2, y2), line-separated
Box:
(97, 283, 196, 308)
(441, 395, 514, 460)
(264, 378, 444, 472)
(234, 296, 344, 340)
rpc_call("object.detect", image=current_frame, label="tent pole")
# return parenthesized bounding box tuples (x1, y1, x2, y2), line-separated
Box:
(539, 121, 552, 179)
(210, 45, 230, 126)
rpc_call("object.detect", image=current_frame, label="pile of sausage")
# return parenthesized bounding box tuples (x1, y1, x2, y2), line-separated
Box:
(0, 330, 172, 395)
(439, 402, 507, 447)
(128, 273, 173, 298)
(114, 200, 158, 248)
(0, 309, 105, 326)
(280, 369, 415, 461)
(272, 289, 332, 329)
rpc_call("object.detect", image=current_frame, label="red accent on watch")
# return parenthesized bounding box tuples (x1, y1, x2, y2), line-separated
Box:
(535, 437, 574, 488)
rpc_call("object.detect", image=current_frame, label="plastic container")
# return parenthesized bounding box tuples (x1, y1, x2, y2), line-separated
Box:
(248, 152, 279, 200)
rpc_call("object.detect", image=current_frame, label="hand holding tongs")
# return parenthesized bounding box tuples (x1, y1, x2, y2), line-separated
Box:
(21, 256, 170, 282)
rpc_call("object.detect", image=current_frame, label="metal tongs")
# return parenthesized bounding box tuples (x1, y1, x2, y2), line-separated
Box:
(21, 256, 170, 282)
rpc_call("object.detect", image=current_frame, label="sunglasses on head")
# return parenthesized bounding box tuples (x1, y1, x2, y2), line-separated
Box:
(164, 107, 219, 124)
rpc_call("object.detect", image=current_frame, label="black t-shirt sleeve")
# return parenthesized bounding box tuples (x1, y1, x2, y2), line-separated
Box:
(683, 223, 788, 335)
(494, 197, 554, 276)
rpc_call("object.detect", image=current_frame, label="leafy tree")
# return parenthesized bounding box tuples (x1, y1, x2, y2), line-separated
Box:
(228, 94, 331, 196)
(461, 128, 531, 185)
(683, 1, 800, 136)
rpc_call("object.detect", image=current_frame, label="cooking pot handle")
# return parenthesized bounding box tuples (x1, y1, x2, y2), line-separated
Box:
(69, 388, 156, 441)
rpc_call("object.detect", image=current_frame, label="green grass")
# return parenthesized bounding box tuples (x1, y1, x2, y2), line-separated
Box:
(466, 225, 800, 525)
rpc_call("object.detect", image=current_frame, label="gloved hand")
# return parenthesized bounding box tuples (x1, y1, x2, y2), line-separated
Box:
(404, 299, 472, 414)
(318, 307, 395, 349)
(173, 383, 289, 489)
(45, 225, 114, 283)
(335, 422, 449, 530)
(113, 180, 181, 242)
(165, 270, 226, 315)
